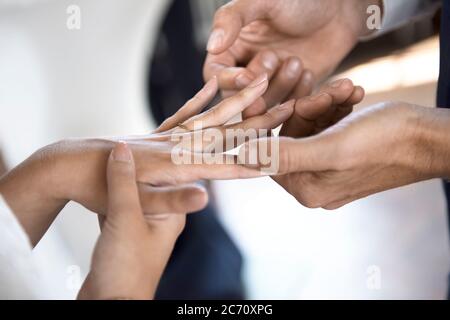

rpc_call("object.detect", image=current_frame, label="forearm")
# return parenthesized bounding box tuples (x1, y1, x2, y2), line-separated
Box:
(410, 106, 450, 179)
(0, 146, 68, 246)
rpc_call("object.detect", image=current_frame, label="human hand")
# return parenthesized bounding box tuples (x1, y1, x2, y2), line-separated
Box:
(204, 0, 380, 115)
(0, 75, 286, 245)
(242, 101, 450, 209)
(0, 140, 209, 246)
(61, 74, 292, 216)
(78, 142, 184, 300)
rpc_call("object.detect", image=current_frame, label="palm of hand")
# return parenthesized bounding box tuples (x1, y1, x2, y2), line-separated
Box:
(228, 1, 357, 80)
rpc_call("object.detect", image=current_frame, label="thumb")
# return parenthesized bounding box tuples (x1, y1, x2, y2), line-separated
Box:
(207, 0, 271, 54)
(106, 141, 142, 221)
(238, 136, 335, 175)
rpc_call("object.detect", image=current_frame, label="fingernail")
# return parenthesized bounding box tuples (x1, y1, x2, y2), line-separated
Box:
(330, 79, 345, 88)
(262, 51, 278, 71)
(248, 73, 268, 88)
(113, 141, 131, 163)
(235, 73, 253, 88)
(286, 59, 301, 78)
(207, 28, 224, 52)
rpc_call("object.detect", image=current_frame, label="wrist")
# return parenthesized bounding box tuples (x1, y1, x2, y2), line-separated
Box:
(49, 138, 114, 211)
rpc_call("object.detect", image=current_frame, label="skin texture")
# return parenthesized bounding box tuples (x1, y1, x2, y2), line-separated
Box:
(77, 143, 183, 300)
(241, 87, 450, 210)
(0, 75, 292, 246)
(0, 76, 295, 299)
(0, 149, 6, 176)
(204, 0, 381, 116)
(206, 0, 450, 211)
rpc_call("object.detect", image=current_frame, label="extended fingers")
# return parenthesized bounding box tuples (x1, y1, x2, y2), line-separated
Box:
(243, 57, 310, 119)
(169, 101, 293, 154)
(181, 73, 269, 130)
(212, 100, 295, 152)
(155, 77, 219, 133)
(217, 66, 256, 91)
(213, 50, 281, 93)
(228, 100, 295, 133)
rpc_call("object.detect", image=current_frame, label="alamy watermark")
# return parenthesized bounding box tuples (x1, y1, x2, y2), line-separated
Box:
(66, 264, 82, 291)
(366, 5, 382, 31)
(170, 121, 280, 174)
(66, 4, 81, 30)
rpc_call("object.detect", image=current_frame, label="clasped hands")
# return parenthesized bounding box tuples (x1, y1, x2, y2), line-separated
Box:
(0, 73, 307, 299)
(2, 0, 447, 299)
(0, 62, 441, 301)
(203, 0, 448, 211)
(79, 0, 450, 299)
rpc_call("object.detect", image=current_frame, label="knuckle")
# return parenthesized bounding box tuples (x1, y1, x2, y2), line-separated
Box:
(278, 144, 291, 173)
(278, 138, 295, 172)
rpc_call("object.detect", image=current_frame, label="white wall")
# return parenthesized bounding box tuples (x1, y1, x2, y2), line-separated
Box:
(0, 0, 169, 298)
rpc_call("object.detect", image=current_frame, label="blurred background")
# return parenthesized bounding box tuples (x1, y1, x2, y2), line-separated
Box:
(0, 0, 449, 299)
